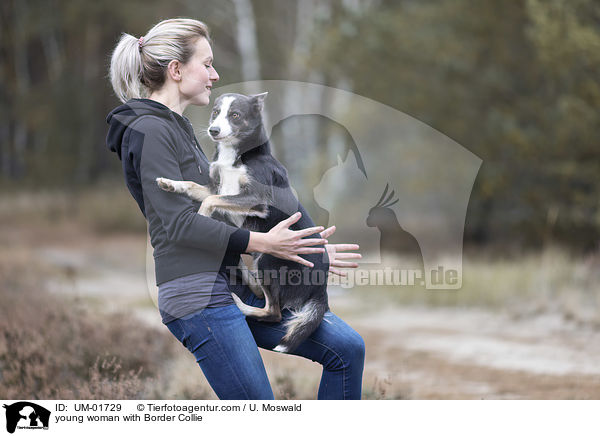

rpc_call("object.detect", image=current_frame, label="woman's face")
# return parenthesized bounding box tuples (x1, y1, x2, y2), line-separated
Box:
(178, 37, 219, 106)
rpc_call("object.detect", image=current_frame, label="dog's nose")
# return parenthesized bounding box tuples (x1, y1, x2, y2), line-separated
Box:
(209, 126, 220, 137)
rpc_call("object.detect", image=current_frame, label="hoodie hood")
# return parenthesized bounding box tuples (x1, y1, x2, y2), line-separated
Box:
(106, 98, 194, 160)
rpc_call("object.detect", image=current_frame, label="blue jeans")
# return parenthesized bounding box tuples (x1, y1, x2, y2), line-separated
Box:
(165, 289, 365, 400)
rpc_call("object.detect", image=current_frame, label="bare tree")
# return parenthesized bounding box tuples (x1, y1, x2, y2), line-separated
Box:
(232, 0, 261, 94)
(11, 0, 31, 179)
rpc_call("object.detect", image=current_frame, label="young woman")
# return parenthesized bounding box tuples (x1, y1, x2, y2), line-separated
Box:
(106, 18, 364, 400)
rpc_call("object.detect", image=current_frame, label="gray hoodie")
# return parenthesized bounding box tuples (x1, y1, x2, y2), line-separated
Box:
(106, 98, 250, 286)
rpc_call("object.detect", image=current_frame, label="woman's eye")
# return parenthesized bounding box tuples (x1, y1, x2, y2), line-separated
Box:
(205, 64, 212, 69)
(231, 113, 240, 119)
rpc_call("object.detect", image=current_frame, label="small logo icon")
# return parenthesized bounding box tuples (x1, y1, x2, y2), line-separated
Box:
(3, 402, 51, 434)
(366, 183, 424, 271)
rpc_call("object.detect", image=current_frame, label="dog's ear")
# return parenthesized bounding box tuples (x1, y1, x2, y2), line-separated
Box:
(251, 92, 268, 112)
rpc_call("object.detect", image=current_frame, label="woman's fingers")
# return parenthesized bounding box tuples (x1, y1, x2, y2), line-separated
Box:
(329, 267, 347, 277)
(269, 217, 364, 269)
(297, 237, 328, 247)
(330, 260, 359, 268)
(297, 226, 325, 238)
(333, 252, 362, 260)
(275, 211, 303, 229)
(320, 225, 336, 239)
(290, 255, 314, 268)
(330, 243, 360, 252)
(296, 247, 326, 254)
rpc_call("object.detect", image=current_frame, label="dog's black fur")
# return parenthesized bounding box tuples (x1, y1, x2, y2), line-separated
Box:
(157, 92, 329, 353)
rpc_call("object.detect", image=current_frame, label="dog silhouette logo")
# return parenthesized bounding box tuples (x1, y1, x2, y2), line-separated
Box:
(3, 402, 50, 433)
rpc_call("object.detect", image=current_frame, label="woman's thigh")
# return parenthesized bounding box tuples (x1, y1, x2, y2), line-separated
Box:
(247, 309, 365, 364)
(242, 290, 365, 398)
(165, 304, 274, 400)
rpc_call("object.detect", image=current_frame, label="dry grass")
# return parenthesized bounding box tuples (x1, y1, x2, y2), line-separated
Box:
(0, 180, 146, 235)
(0, 249, 175, 400)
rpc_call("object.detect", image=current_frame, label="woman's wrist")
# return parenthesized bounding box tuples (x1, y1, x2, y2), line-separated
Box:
(247, 231, 271, 254)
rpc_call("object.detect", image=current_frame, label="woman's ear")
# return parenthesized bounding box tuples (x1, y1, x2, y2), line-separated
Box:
(166, 59, 183, 82)
(252, 92, 268, 111)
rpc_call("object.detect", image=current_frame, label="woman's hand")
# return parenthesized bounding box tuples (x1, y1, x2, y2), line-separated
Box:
(320, 225, 361, 276)
(247, 212, 328, 268)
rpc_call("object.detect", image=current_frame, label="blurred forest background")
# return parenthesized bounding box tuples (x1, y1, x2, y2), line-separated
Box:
(1, 0, 599, 249)
(1, 0, 600, 400)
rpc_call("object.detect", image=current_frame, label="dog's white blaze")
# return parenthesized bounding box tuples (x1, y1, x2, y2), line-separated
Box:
(210, 96, 235, 138)
(213, 145, 247, 196)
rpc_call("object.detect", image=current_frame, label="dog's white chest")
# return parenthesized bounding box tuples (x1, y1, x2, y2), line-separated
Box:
(211, 147, 247, 196)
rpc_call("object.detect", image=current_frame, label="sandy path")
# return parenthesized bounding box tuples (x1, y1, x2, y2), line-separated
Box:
(346, 302, 600, 398)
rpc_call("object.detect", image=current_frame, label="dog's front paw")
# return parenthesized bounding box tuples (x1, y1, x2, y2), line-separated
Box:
(198, 196, 217, 216)
(198, 203, 212, 216)
(156, 177, 175, 192)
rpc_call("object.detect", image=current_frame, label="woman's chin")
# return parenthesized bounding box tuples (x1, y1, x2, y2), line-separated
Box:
(196, 94, 211, 106)
(186, 92, 210, 107)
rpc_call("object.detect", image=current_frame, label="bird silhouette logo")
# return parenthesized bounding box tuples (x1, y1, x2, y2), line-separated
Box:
(366, 183, 424, 273)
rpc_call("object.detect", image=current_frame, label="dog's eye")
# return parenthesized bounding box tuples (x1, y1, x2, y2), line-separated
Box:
(212, 109, 220, 117)
(231, 112, 240, 119)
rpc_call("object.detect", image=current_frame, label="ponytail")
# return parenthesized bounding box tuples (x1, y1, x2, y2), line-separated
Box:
(109, 33, 146, 103)
(108, 18, 211, 103)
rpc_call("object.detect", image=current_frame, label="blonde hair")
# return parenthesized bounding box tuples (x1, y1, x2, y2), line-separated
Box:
(109, 18, 211, 103)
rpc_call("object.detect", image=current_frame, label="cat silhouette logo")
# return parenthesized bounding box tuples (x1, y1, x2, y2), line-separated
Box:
(3, 402, 50, 433)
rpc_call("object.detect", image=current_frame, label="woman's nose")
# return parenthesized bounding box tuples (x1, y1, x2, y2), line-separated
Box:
(210, 67, 219, 82)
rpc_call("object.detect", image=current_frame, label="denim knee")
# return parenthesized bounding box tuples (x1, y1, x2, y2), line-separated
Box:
(324, 331, 365, 371)
(347, 333, 366, 366)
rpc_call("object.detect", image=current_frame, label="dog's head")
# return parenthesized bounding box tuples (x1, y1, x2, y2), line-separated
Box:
(207, 92, 267, 146)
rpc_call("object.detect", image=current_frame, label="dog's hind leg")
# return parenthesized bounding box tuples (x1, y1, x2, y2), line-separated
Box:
(231, 282, 281, 322)
(234, 258, 264, 299)
(239, 262, 265, 299)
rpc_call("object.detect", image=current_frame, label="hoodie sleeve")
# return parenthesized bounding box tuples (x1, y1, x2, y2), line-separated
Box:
(132, 116, 250, 254)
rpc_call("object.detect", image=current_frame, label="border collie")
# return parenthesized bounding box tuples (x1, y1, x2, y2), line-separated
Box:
(156, 92, 329, 353)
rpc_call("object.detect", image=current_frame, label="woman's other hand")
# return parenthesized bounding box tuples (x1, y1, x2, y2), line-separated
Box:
(320, 225, 361, 276)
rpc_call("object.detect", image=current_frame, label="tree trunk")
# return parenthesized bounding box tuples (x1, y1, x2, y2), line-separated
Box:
(41, 29, 64, 82)
(13, 121, 27, 179)
(0, 123, 10, 179)
(279, 0, 326, 164)
(232, 0, 261, 94)
(12, 0, 30, 179)
(76, 23, 100, 183)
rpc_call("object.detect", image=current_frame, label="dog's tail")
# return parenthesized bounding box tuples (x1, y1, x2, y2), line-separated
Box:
(273, 298, 328, 354)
